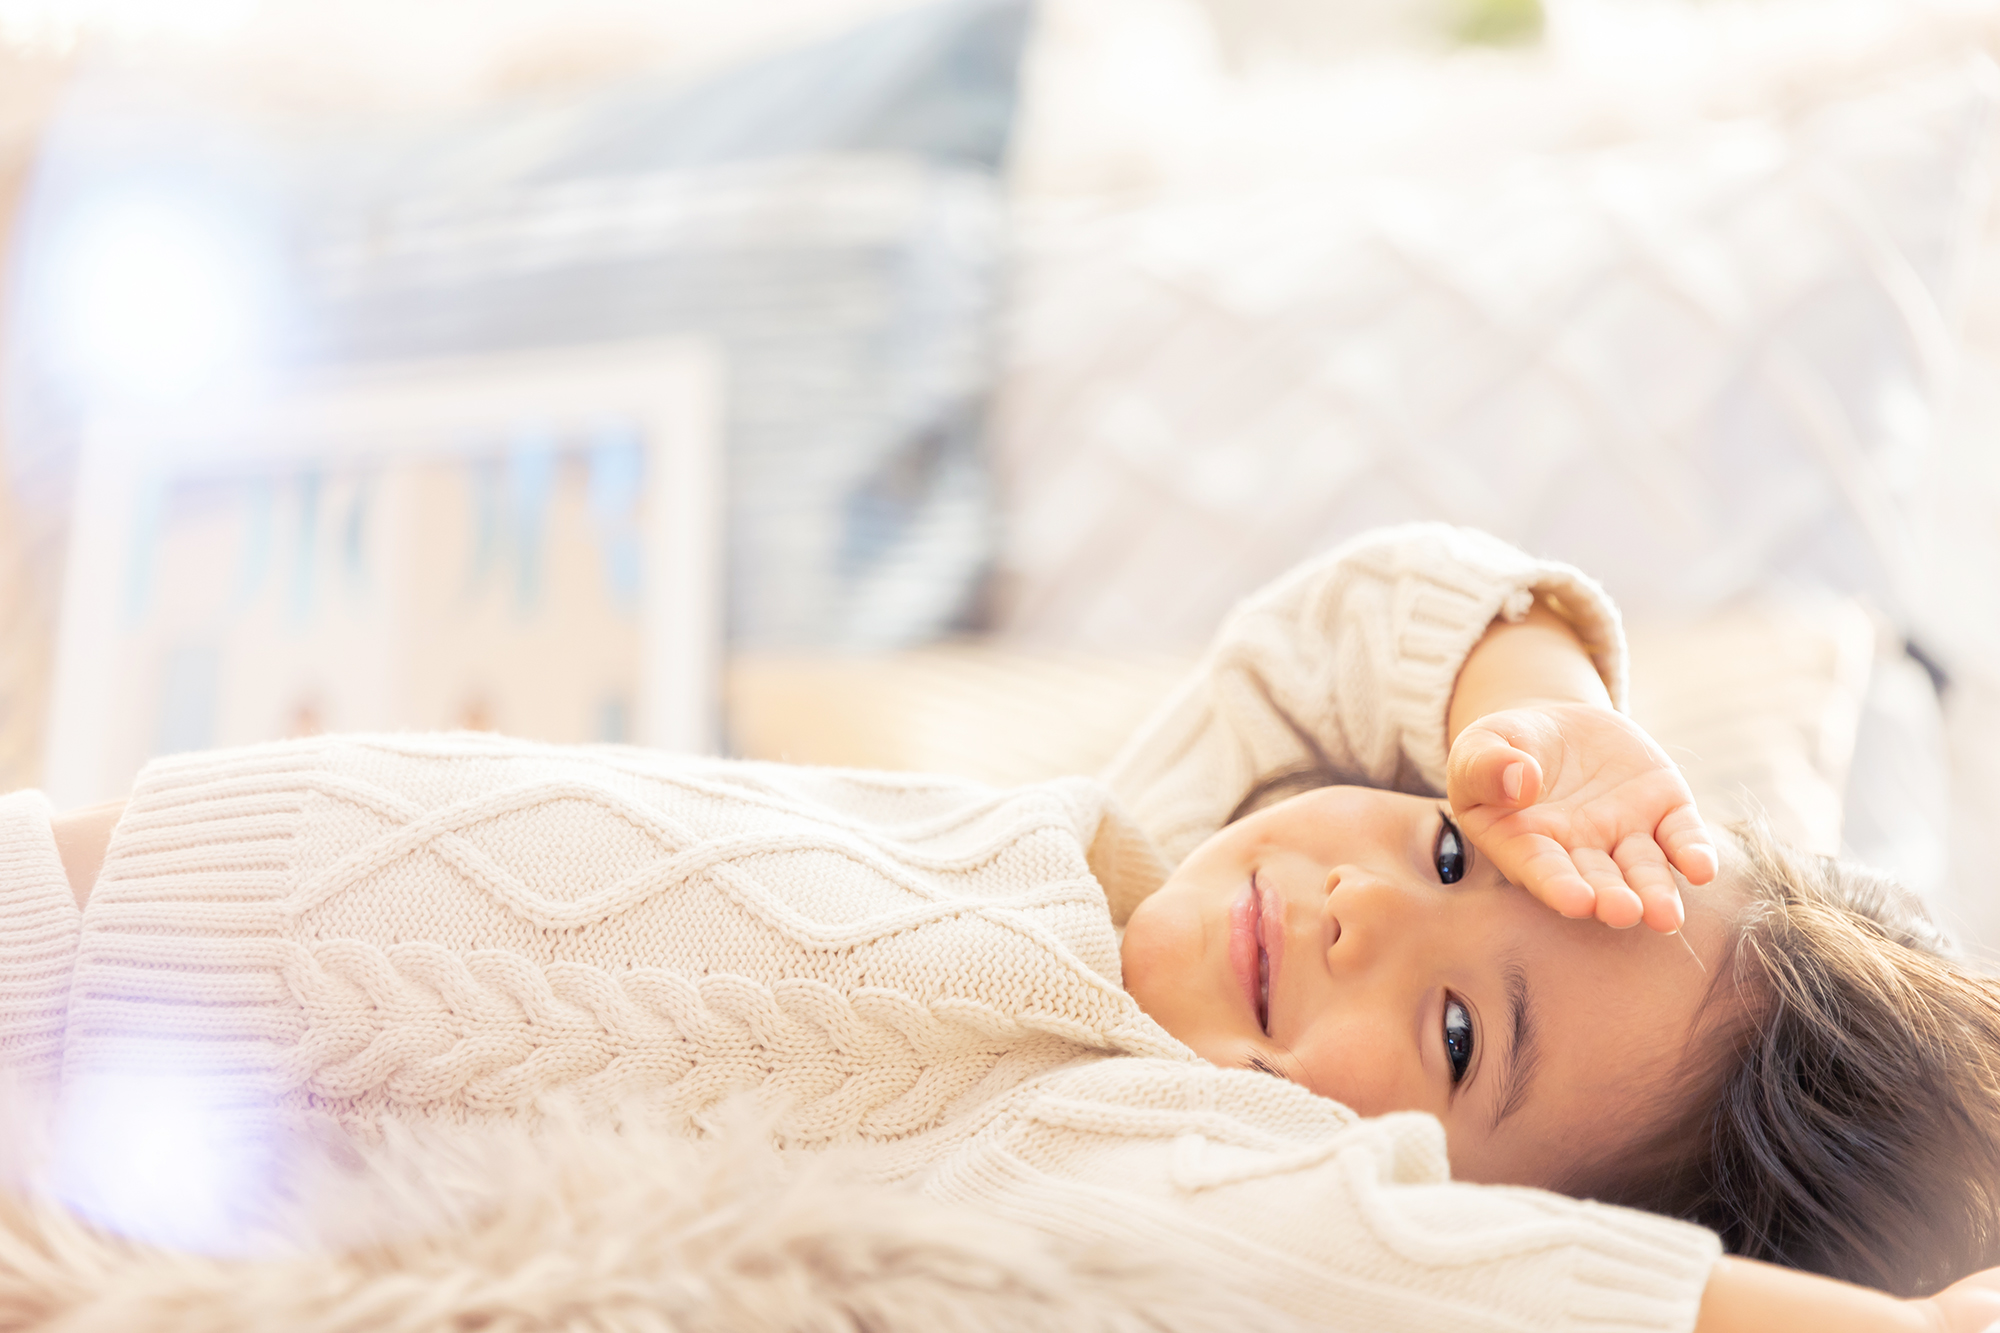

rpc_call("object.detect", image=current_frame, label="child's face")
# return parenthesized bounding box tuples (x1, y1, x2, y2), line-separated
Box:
(1121, 784, 1738, 1189)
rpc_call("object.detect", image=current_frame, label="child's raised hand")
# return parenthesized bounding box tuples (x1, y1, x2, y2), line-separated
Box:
(1925, 1263, 2000, 1333)
(1444, 702, 1716, 931)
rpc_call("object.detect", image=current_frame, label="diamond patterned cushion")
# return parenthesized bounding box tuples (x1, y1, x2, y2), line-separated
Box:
(992, 64, 1994, 650)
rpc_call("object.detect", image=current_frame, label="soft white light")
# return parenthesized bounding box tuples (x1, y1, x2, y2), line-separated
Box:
(54, 1070, 279, 1253)
(47, 191, 271, 403)
(0, 0, 259, 49)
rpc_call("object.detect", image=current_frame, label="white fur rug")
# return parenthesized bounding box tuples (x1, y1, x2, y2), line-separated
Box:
(0, 1101, 1303, 1333)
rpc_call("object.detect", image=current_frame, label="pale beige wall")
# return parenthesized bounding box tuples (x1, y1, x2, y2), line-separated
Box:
(0, 49, 73, 793)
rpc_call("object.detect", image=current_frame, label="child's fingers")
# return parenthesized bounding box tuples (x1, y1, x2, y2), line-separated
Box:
(1448, 729, 1541, 811)
(1654, 802, 1717, 886)
(1492, 834, 1597, 919)
(1614, 836, 1686, 934)
(1571, 848, 1644, 928)
(1507, 756, 1541, 808)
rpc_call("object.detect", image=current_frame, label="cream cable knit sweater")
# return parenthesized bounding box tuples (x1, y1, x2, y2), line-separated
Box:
(0, 524, 1717, 1332)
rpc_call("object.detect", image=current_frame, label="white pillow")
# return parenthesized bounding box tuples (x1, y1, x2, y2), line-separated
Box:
(1625, 599, 1875, 859)
(991, 64, 1993, 650)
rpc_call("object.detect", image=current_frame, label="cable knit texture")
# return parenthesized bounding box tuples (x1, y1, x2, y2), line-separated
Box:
(927, 1059, 1719, 1332)
(71, 744, 1182, 1146)
(5, 525, 1720, 1332)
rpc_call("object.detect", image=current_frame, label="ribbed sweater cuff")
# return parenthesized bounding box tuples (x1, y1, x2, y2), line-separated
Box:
(0, 790, 82, 1091)
(1373, 526, 1628, 795)
(68, 742, 312, 1113)
(1557, 1200, 1722, 1332)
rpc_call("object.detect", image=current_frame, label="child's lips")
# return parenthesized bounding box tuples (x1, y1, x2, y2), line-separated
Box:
(1230, 875, 1282, 1036)
(1229, 879, 1263, 1031)
(1257, 931, 1270, 1034)
(1257, 872, 1284, 1035)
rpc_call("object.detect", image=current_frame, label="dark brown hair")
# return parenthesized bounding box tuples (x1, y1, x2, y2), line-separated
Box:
(1567, 819, 2000, 1298)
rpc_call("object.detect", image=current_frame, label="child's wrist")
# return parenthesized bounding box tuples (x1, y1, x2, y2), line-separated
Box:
(1696, 1256, 1933, 1333)
(1448, 599, 1615, 743)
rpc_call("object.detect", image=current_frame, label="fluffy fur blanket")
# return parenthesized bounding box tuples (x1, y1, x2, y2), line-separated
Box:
(0, 1100, 1304, 1333)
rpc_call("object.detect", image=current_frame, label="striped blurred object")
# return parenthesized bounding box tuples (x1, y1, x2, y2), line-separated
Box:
(287, 0, 1028, 650)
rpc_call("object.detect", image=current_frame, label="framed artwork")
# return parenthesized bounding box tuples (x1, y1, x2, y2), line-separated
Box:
(44, 338, 724, 808)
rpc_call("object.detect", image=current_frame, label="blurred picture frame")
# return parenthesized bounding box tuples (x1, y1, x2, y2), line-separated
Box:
(44, 338, 724, 808)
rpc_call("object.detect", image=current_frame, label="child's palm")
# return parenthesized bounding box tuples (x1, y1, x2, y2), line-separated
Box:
(1445, 703, 1716, 931)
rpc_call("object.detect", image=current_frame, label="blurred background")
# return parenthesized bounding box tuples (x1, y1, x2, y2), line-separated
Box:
(5, 0, 2000, 951)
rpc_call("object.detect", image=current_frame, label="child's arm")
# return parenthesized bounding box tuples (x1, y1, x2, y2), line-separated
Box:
(1102, 523, 1636, 867)
(1698, 1253, 1998, 1333)
(1446, 597, 1716, 932)
(50, 798, 125, 910)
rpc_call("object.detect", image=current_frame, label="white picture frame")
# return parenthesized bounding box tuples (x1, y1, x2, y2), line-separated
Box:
(44, 338, 725, 808)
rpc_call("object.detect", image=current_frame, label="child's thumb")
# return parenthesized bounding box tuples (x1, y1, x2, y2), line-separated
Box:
(1449, 729, 1541, 810)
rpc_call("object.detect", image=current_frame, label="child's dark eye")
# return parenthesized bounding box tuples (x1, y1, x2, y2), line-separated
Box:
(1434, 812, 1466, 884)
(1443, 996, 1475, 1084)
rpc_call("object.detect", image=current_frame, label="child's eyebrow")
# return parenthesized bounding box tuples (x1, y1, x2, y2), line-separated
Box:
(1488, 959, 1542, 1133)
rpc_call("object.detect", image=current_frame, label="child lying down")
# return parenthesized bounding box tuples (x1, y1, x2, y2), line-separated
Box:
(8, 523, 2000, 1331)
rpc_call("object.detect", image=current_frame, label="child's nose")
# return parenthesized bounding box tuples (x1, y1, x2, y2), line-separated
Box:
(1322, 866, 1427, 970)
(1321, 865, 1386, 963)
(1317, 883, 1345, 952)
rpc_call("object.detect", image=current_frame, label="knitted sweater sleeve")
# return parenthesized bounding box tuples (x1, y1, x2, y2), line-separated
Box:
(1101, 524, 1626, 864)
(0, 790, 82, 1094)
(925, 1057, 1720, 1333)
